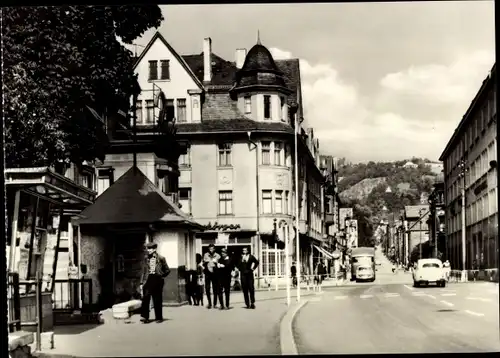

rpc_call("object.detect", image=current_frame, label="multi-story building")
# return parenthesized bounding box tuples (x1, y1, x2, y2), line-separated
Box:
(131, 32, 327, 285)
(428, 175, 446, 259)
(439, 63, 497, 271)
(402, 205, 430, 262)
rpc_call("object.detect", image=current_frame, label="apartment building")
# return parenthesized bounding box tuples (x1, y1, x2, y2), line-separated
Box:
(127, 32, 327, 283)
(439, 63, 497, 270)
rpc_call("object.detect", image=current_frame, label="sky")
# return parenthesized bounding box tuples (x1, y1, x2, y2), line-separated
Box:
(130, 2, 495, 163)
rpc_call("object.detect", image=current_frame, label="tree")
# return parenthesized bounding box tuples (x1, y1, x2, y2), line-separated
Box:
(4, 6, 163, 168)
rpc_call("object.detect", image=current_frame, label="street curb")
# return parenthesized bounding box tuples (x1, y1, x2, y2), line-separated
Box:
(279, 299, 309, 355)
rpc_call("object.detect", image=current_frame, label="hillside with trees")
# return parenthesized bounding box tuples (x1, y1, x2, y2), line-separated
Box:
(337, 158, 441, 247)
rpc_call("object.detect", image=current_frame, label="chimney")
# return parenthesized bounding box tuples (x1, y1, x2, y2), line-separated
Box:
(203, 37, 212, 82)
(235, 48, 247, 69)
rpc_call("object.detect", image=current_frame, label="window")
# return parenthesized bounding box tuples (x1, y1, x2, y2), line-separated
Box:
(148, 60, 158, 80)
(284, 191, 289, 214)
(274, 142, 283, 166)
(280, 96, 286, 121)
(136, 100, 143, 123)
(97, 169, 112, 196)
(262, 190, 272, 214)
(160, 60, 170, 80)
(218, 191, 233, 215)
(262, 142, 271, 165)
(177, 99, 187, 123)
(264, 95, 271, 119)
(145, 100, 154, 123)
(285, 145, 290, 167)
(244, 96, 251, 114)
(275, 190, 283, 214)
(218, 143, 232, 167)
(166, 99, 175, 122)
(179, 188, 192, 215)
(179, 145, 191, 167)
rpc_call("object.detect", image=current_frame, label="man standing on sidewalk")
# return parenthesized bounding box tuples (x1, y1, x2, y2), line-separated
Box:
(238, 247, 259, 309)
(140, 242, 170, 323)
(217, 248, 234, 310)
(203, 244, 221, 309)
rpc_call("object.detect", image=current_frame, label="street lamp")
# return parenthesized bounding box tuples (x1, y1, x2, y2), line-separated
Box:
(418, 208, 426, 260)
(458, 158, 468, 282)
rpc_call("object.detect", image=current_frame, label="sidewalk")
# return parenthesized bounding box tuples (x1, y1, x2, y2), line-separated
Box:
(34, 289, 316, 357)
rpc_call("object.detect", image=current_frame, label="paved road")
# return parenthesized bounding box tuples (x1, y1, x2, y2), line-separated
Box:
(294, 275, 500, 354)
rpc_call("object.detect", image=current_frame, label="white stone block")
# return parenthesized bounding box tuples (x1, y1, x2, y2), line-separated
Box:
(8, 331, 34, 351)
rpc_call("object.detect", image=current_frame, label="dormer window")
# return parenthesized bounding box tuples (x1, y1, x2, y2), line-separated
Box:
(160, 60, 170, 80)
(264, 95, 271, 120)
(148, 61, 158, 80)
(244, 96, 252, 114)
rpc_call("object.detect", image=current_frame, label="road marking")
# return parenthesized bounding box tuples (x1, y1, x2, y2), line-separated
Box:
(360, 294, 373, 299)
(333, 295, 348, 300)
(440, 300, 454, 307)
(384, 293, 400, 298)
(441, 293, 456, 296)
(466, 297, 492, 302)
(412, 292, 426, 296)
(464, 310, 485, 317)
(425, 294, 437, 300)
(404, 285, 413, 291)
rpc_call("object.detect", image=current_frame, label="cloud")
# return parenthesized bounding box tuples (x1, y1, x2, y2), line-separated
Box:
(380, 50, 494, 105)
(269, 47, 494, 163)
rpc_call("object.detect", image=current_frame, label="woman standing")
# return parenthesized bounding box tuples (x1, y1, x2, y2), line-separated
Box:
(195, 254, 204, 307)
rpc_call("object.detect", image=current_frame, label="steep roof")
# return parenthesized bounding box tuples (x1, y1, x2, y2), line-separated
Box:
(75, 167, 202, 228)
(176, 118, 293, 135)
(133, 32, 204, 90)
(182, 53, 237, 87)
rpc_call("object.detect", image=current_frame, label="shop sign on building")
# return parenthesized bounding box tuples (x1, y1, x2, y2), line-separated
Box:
(215, 232, 230, 245)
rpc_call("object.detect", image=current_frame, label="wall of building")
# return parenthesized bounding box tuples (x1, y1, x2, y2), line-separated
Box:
(80, 233, 107, 305)
(135, 36, 201, 125)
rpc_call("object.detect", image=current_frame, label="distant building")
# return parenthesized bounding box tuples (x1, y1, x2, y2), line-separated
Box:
(426, 162, 444, 175)
(403, 205, 430, 262)
(439, 63, 497, 271)
(403, 161, 418, 169)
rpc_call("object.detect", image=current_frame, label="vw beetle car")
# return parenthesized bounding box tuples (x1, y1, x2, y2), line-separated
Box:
(413, 258, 446, 287)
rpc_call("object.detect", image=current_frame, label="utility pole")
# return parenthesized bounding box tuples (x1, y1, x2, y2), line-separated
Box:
(458, 158, 468, 282)
(419, 208, 425, 260)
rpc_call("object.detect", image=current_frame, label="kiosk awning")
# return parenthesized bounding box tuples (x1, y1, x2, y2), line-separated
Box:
(313, 245, 334, 259)
(5, 167, 96, 208)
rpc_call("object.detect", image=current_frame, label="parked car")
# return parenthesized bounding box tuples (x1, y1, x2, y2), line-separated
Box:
(413, 258, 446, 287)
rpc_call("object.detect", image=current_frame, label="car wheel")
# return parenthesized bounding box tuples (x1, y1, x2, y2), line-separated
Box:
(440, 280, 446, 288)
(413, 281, 419, 288)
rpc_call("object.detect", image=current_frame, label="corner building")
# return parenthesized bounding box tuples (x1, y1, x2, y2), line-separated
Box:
(440, 63, 497, 271)
(131, 32, 326, 286)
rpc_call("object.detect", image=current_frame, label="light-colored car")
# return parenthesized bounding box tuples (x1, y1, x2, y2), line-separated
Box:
(413, 258, 446, 287)
(356, 266, 375, 282)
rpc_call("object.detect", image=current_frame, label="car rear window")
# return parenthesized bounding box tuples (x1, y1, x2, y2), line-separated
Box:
(358, 267, 371, 271)
(422, 263, 440, 268)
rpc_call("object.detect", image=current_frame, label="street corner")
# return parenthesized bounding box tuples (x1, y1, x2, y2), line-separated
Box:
(279, 299, 310, 355)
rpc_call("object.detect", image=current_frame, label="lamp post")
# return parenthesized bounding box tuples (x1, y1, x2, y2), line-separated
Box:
(418, 208, 426, 260)
(294, 110, 301, 302)
(458, 158, 468, 282)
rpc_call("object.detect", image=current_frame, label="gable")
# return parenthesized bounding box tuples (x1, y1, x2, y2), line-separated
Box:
(134, 32, 203, 93)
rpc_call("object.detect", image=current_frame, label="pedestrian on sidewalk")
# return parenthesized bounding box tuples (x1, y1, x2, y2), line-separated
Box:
(203, 244, 221, 309)
(314, 261, 327, 291)
(291, 262, 297, 288)
(139, 242, 170, 324)
(195, 254, 205, 306)
(217, 248, 234, 310)
(238, 247, 259, 309)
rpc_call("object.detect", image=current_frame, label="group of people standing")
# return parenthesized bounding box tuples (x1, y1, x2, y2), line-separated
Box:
(195, 244, 259, 310)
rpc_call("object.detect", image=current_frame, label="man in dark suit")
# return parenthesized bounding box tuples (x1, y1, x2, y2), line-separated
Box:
(238, 247, 259, 309)
(140, 242, 170, 323)
(217, 248, 234, 310)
